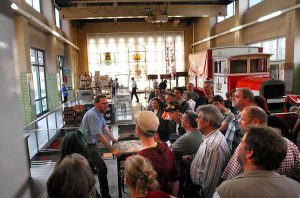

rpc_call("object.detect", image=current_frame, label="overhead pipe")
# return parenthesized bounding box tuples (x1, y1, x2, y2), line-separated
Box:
(11, 3, 79, 51)
(190, 3, 300, 48)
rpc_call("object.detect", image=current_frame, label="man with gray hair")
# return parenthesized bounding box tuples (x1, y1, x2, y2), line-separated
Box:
(187, 105, 230, 198)
(222, 106, 300, 181)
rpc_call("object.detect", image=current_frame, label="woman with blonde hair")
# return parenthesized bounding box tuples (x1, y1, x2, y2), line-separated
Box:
(124, 155, 175, 198)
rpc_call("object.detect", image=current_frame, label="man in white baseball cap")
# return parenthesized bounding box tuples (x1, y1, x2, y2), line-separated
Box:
(135, 111, 179, 196)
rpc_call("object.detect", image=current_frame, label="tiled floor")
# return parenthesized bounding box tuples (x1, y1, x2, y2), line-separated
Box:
(30, 162, 56, 198)
(30, 157, 131, 198)
(29, 93, 147, 198)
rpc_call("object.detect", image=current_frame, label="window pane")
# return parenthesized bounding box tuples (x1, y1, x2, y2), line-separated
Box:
(42, 98, 48, 111)
(30, 48, 47, 115)
(55, 7, 60, 28)
(58, 56, 64, 67)
(250, 59, 268, 72)
(214, 62, 218, 73)
(230, 60, 247, 73)
(32, 0, 40, 12)
(38, 51, 44, 65)
(220, 61, 226, 73)
(25, 0, 32, 6)
(217, 16, 225, 23)
(262, 40, 277, 61)
(87, 32, 184, 90)
(30, 49, 37, 64)
(35, 100, 41, 115)
(225, 2, 235, 19)
(278, 38, 285, 60)
(249, 0, 262, 8)
(39, 67, 46, 97)
(249, 43, 261, 47)
(32, 66, 40, 99)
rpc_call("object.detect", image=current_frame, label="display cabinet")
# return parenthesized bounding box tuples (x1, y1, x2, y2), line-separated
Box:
(114, 92, 133, 123)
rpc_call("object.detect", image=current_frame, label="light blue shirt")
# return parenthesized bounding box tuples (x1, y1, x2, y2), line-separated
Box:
(80, 107, 106, 144)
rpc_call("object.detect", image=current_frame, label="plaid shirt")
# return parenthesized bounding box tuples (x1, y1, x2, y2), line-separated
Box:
(224, 113, 243, 155)
(222, 137, 300, 181)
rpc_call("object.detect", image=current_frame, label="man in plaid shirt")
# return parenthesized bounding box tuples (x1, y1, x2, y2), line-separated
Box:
(222, 106, 300, 181)
(225, 88, 254, 155)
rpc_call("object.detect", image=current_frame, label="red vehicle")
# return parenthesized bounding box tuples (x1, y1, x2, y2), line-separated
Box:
(188, 46, 287, 112)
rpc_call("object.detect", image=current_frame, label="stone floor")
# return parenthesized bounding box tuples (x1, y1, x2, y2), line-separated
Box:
(29, 93, 148, 198)
(30, 157, 131, 198)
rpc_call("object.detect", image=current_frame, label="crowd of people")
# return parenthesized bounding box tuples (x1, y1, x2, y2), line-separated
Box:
(47, 81, 300, 198)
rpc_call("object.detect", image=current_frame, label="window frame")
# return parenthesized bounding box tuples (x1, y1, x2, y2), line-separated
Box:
(25, 0, 41, 13)
(57, 56, 65, 102)
(229, 58, 248, 74)
(87, 32, 185, 89)
(249, 37, 286, 61)
(248, 0, 263, 8)
(217, 1, 235, 23)
(30, 48, 48, 116)
(250, 58, 268, 73)
(54, 6, 61, 28)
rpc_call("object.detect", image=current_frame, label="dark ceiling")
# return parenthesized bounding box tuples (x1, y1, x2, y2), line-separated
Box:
(56, 0, 234, 24)
(55, 0, 235, 7)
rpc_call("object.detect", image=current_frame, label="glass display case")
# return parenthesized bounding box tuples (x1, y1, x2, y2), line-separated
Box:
(114, 92, 133, 124)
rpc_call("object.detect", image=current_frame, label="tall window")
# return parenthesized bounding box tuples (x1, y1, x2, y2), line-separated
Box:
(30, 48, 48, 116)
(217, 1, 235, 23)
(25, 0, 41, 13)
(55, 7, 61, 28)
(87, 32, 185, 89)
(58, 56, 64, 102)
(249, 0, 263, 8)
(249, 37, 286, 61)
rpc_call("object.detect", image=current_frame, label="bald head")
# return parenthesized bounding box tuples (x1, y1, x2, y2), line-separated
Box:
(240, 106, 268, 132)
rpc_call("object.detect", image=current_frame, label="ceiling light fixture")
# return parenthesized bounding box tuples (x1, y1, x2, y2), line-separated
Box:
(191, 3, 300, 47)
(52, 30, 60, 37)
(145, 14, 168, 23)
(203, 37, 211, 42)
(11, 3, 18, 10)
(230, 25, 242, 32)
(258, 11, 282, 22)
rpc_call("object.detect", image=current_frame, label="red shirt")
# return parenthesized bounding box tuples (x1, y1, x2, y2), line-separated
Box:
(138, 142, 179, 193)
(139, 190, 170, 198)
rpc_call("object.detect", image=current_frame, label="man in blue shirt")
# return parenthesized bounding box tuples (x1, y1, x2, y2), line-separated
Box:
(61, 83, 68, 103)
(80, 95, 121, 198)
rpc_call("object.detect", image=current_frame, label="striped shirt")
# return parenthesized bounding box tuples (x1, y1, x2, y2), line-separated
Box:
(222, 137, 300, 182)
(190, 130, 230, 198)
(224, 113, 243, 155)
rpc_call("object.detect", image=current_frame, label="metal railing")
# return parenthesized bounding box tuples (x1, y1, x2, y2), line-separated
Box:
(23, 100, 75, 159)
